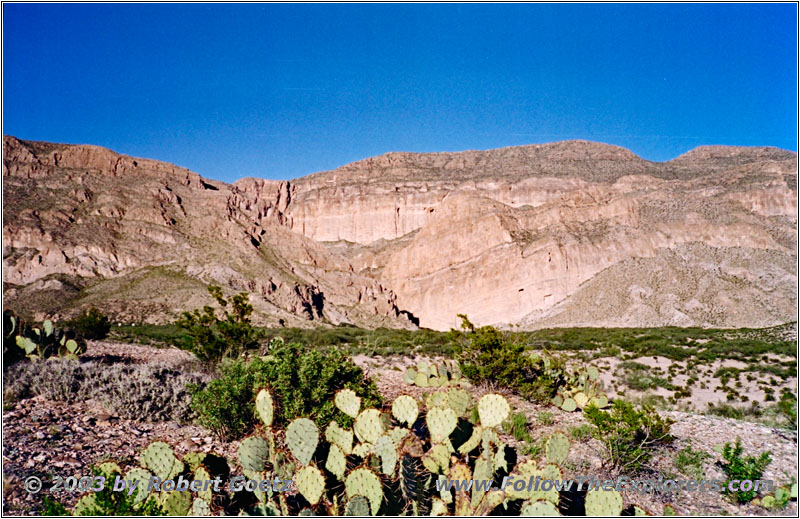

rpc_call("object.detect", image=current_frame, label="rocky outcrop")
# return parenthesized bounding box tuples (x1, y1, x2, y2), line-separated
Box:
(3, 136, 796, 330)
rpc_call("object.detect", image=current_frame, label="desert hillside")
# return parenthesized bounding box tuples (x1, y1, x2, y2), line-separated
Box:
(3, 136, 797, 330)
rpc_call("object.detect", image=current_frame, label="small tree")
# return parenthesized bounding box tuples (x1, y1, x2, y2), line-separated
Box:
(69, 307, 111, 340)
(176, 286, 261, 363)
(720, 438, 771, 504)
(584, 400, 674, 473)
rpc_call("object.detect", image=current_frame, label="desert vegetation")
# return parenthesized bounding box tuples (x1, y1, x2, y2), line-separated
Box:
(2, 302, 797, 516)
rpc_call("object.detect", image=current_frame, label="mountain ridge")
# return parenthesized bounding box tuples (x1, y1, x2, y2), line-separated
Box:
(3, 135, 796, 330)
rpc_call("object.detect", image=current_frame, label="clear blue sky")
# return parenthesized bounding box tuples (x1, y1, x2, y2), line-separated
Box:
(3, 3, 797, 183)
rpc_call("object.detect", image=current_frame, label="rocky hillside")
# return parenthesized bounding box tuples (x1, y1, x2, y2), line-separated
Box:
(3, 136, 797, 330)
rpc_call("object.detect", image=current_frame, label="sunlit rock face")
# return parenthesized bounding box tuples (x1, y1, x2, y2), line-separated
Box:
(4, 136, 796, 330)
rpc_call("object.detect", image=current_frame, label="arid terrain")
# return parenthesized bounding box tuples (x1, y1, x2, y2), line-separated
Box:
(2, 137, 797, 517)
(3, 136, 796, 330)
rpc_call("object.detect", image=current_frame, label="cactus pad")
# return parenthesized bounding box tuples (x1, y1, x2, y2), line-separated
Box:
(124, 467, 154, 508)
(141, 441, 180, 480)
(326, 444, 347, 481)
(426, 406, 457, 443)
(587, 366, 600, 381)
(335, 389, 362, 418)
(391, 395, 419, 426)
(375, 434, 397, 475)
(238, 436, 271, 472)
(458, 425, 483, 454)
(414, 371, 429, 387)
(545, 433, 570, 464)
(255, 388, 274, 427)
(446, 388, 471, 416)
(345, 496, 371, 516)
(521, 500, 561, 516)
(295, 465, 326, 505)
(574, 392, 589, 409)
(477, 394, 510, 428)
(286, 418, 319, 466)
(325, 421, 354, 455)
(73, 494, 98, 516)
(192, 498, 212, 516)
(159, 490, 193, 516)
(585, 489, 624, 516)
(426, 391, 448, 409)
(354, 408, 384, 444)
(402, 367, 417, 385)
(561, 398, 577, 412)
(345, 468, 382, 515)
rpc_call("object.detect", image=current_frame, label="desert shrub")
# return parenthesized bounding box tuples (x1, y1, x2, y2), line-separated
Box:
(537, 410, 554, 426)
(584, 399, 674, 473)
(675, 445, 711, 479)
(68, 307, 111, 340)
(4, 358, 206, 423)
(449, 315, 567, 402)
(190, 341, 382, 441)
(568, 423, 594, 441)
(720, 438, 771, 504)
(503, 412, 533, 443)
(176, 286, 262, 363)
(777, 390, 797, 428)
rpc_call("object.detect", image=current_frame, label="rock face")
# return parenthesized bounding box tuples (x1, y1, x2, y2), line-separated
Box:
(3, 136, 797, 330)
(2, 136, 413, 327)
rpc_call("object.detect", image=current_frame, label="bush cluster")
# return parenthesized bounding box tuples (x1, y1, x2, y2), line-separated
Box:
(176, 286, 262, 363)
(449, 314, 567, 402)
(68, 308, 112, 341)
(5, 358, 207, 423)
(189, 340, 382, 441)
(720, 438, 772, 504)
(584, 399, 674, 473)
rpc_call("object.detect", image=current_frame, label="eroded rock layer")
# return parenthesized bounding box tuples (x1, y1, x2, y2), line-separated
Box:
(3, 136, 796, 329)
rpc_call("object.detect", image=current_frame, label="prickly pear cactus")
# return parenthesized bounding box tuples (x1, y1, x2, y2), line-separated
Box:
(335, 389, 362, 418)
(325, 421, 354, 455)
(344, 495, 371, 516)
(426, 406, 457, 443)
(354, 408, 384, 444)
(286, 418, 319, 466)
(391, 395, 419, 426)
(192, 498, 212, 516)
(545, 432, 570, 464)
(140, 441, 181, 480)
(446, 388, 471, 417)
(159, 489, 193, 516)
(561, 398, 577, 412)
(521, 499, 560, 516)
(477, 394, 510, 428)
(345, 468, 383, 515)
(326, 444, 347, 480)
(238, 435, 271, 472)
(255, 388, 275, 427)
(585, 488, 624, 516)
(295, 465, 326, 505)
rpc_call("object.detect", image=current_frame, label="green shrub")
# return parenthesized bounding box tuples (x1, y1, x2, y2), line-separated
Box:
(503, 412, 533, 443)
(537, 410, 554, 426)
(584, 400, 674, 473)
(720, 438, 771, 504)
(568, 423, 593, 441)
(68, 307, 111, 340)
(450, 315, 567, 403)
(675, 445, 711, 479)
(190, 341, 382, 441)
(176, 286, 262, 363)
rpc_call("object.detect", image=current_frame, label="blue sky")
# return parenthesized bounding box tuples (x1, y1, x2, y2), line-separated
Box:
(3, 3, 797, 183)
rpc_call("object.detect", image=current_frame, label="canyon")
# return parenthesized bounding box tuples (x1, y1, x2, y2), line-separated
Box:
(3, 136, 796, 330)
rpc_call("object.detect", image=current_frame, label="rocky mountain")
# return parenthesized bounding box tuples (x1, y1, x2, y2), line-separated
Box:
(3, 136, 797, 330)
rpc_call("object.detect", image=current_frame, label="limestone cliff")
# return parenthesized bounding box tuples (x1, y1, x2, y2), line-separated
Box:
(3, 136, 796, 330)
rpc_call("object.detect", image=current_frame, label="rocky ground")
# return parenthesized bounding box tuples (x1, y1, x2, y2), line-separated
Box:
(2, 343, 797, 516)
